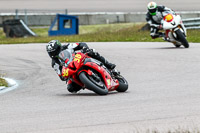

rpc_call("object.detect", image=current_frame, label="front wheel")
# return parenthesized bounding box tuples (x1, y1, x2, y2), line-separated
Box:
(79, 72, 108, 95)
(116, 75, 128, 92)
(175, 29, 189, 48)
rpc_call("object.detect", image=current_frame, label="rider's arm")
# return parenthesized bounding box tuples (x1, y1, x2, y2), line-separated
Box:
(163, 6, 173, 12)
(146, 12, 151, 24)
(146, 13, 161, 29)
(159, 5, 175, 14)
(52, 59, 66, 81)
(73, 42, 89, 51)
(63, 42, 89, 51)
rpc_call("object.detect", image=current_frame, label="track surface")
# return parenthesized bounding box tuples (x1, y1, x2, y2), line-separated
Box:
(1, 42, 200, 132)
(0, 0, 200, 12)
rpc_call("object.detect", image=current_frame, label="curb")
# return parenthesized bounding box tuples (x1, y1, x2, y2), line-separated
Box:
(0, 78, 18, 94)
(0, 86, 5, 90)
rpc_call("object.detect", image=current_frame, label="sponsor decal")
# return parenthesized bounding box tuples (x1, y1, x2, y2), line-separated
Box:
(74, 54, 81, 63)
(164, 14, 174, 22)
(171, 22, 176, 26)
(62, 68, 69, 77)
(107, 79, 111, 86)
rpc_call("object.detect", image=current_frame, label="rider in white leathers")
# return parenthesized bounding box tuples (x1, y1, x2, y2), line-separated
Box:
(146, 2, 174, 40)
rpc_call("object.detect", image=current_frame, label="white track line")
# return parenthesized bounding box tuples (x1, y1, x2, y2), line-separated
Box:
(0, 78, 18, 94)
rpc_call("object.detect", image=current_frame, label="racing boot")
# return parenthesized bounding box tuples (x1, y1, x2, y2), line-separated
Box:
(162, 37, 170, 42)
(159, 33, 171, 42)
(88, 51, 116, 70)
(67, 80, 82, 93)
(104, 61, 116, 70)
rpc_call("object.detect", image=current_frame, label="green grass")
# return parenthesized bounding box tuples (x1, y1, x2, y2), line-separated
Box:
(0, 23, 199, 44)
(0, 77, 8, 87)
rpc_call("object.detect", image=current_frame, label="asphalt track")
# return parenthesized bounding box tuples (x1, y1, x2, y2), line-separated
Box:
(1, 42, 200, 132)
(0, 0, 200, 12)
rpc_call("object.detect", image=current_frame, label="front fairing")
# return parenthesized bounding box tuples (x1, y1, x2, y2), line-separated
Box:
(73, 52, 86, 68)
(59, 49, 76, 79)
(61, 52, 86, 79)
(82, 60, 119, 91)
(58, 49, 73, 67)
(162, 14, 181, 30)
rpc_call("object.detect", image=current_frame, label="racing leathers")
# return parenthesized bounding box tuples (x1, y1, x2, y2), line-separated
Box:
(146, 5, 174, 39)
(51, 42, 116, 93)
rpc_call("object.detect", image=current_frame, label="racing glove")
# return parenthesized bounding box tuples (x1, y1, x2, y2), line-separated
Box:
(82, 46, 90, 53)
(158, 24, 163, 30)
(82, 47, 96, 54)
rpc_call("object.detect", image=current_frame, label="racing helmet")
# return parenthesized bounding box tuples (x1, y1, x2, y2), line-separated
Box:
(147, 2, 158, 16)
(46, 40, 62, 58)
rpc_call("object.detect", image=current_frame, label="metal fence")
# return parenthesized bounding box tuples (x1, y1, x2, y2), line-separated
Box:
(182, 17, 200, 29)
(0, 9, 68, 14)
(1, 9, 200, 28)
(0, 9, 68, 25)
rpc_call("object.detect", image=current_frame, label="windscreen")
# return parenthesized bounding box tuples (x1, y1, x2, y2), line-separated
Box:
(58, 49, 73, 66)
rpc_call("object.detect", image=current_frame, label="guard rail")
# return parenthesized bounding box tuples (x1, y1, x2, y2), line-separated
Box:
(182, 17, 200, 29)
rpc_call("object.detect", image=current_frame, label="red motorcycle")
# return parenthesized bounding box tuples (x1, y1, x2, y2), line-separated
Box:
(58, 49, 128, 95)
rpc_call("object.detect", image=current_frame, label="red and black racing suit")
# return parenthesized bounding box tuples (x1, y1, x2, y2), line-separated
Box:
(51, 42, 115, 93)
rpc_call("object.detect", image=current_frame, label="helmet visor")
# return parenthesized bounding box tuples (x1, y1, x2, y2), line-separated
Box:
(149, 8, 157, 15)
(48, 47, 60, 58)
(48, 51, 56, 58)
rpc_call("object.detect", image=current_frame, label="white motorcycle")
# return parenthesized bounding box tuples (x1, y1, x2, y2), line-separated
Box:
(161, 12, 189, 48)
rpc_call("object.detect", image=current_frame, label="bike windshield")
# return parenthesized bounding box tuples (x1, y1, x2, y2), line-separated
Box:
(58, 49, 73, 67)
(162, 10, 175, 17)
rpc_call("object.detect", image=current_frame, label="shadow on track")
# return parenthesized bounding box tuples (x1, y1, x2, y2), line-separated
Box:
(57, 91, 123, 97)
(148, 47, 185, 50)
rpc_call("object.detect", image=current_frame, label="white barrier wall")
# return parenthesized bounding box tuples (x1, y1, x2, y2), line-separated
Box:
(0, 12, 200, 26)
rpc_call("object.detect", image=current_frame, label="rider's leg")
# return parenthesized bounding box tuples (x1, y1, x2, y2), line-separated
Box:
(150, 27, 171, 41)
(88, 51, 116, 70)
(67, 80, 82, 93)
(150, 27, 165, 39)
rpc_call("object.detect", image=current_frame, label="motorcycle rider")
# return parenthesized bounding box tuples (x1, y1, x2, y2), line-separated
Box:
(46, 40, 116, 93)
(146, 2, 174, 40)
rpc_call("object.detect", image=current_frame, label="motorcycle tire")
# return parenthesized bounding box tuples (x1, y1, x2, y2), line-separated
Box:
(175, 45, 181, 48)
(175, 29, 189, 48)
(116, 75, 128, 92)
(79, 72, 108, 95)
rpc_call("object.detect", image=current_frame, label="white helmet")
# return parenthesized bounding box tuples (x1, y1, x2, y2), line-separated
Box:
(147, 2, 158, 15)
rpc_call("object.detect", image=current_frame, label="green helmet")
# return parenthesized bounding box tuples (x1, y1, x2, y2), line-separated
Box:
(147, 2, 158, 16)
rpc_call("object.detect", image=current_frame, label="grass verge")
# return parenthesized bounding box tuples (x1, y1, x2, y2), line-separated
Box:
(0, 77, 8, 87)
(0, 23, 199, 44)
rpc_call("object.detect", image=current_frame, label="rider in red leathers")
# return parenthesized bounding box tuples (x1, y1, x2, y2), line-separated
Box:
(46, 40, 116, 93)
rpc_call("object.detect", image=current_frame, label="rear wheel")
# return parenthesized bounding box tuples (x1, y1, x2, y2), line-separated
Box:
(175, 29, 189, 48)
(116, 75, 128, 92)
(79, 72, 108, 95)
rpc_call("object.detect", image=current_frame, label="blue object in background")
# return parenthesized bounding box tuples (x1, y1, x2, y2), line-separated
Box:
(48, 14, 79, 36)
